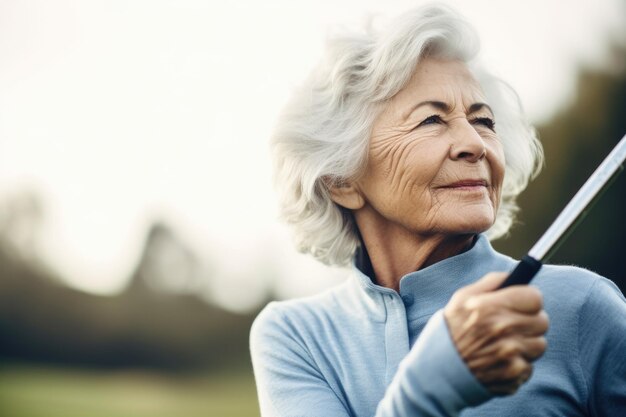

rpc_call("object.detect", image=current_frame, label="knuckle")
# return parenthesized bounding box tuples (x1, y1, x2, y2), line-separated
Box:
(445, 301, 467, 322)
(529, 286, 543, 300)
(506, 358, 530, 379)
(523, 337, 547, 361)
(463, 296, 506, 332)
(535, 336, 548, 355)
(472, 302, 497, 327)
(538, 310, 550, 331)
(527, 287, 544, 310)
(462, 298, 485, 321)
(521, 367, 533, 384)
(464, 294, 481, 310)
(474, 297, 496, 315)
(489, 319, 507, 336)
(511, 287, 543, 312)
(449, 289, 465, 304)
(499, 340, 520, 358)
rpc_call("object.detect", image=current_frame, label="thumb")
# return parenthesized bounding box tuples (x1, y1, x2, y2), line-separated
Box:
(460, 272, 509, 296)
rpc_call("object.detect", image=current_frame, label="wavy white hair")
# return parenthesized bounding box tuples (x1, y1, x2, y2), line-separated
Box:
(271, 4, 543, 266)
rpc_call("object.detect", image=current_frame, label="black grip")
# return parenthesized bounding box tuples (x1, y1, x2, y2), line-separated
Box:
(499, 255, 543, 288)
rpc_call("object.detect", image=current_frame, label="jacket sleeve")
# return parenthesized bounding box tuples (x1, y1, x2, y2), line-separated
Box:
(375, 311, 492, 416)
(577, 277, 626, 416)
(250, 303, 492, 417)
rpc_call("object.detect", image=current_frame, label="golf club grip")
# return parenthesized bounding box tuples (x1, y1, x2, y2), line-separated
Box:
(499, 255, 543, 288)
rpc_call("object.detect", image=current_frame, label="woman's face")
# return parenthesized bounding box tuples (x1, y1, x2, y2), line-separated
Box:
(353, 58, 505, 237)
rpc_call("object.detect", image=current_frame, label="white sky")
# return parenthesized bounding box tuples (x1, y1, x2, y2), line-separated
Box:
(0, 0, 624, 311)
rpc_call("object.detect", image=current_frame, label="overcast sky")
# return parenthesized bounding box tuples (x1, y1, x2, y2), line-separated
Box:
(0, 0, 624, 311)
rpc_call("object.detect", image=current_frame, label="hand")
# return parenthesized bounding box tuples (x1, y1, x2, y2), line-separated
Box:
(444, 272, 549, 395)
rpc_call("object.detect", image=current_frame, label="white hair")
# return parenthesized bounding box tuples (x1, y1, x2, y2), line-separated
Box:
(271, 3, 543, 266)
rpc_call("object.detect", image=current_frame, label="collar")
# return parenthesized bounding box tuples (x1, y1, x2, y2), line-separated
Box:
(350, 234, 516, 321)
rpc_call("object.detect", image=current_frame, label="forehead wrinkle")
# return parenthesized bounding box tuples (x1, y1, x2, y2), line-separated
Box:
(400, 76, 490, 121)
(401, 100, 450, 121)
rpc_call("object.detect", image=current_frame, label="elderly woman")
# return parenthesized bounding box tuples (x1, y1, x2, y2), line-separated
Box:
(250, 4, 626, 417)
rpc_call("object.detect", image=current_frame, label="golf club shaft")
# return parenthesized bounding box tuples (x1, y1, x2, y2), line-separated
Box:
(499, 133, 626, 288)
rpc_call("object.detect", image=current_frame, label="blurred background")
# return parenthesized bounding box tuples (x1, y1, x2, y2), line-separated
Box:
(0, 0, 624, 416)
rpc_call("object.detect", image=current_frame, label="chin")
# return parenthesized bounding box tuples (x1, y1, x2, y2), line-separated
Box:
(440, 208, 496, 235)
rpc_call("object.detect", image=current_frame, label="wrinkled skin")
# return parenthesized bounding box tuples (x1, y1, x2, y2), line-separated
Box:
(329, 58, 548, 395)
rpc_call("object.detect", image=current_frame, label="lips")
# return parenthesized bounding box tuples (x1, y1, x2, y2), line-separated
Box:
(440, 179, 488, 188)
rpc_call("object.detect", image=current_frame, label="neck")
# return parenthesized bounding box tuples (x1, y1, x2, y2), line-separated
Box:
(354, 209, 475, 291)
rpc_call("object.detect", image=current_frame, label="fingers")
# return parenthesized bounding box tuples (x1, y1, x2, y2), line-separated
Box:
(452, 271, 544, 315)
(478, 286, 544, 314)
(477, 356, 532, 384)
(489, 311, 549, 338)
(473, 356, 536, 396)
(521, 336, 547, 360)
(445, 271, 550, 397)
(467, 336, 547, 370)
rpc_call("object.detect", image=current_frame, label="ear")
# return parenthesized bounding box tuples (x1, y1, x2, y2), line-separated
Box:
(324, 177, 365, 210)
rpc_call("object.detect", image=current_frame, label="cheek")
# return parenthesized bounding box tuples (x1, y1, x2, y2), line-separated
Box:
(486, 142, 506, 213)
(385, 142, 451, 227)
(401, 143, 446, 190)
(369, 135, 442, 192)
(490, 143, 506, 188)
(361, 137, 448, 219)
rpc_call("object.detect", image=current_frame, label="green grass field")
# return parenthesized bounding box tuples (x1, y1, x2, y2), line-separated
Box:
(0, 364, 260, 417)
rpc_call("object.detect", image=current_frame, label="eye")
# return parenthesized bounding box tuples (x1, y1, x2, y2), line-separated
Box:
(417, 114, 443, 128)
(470, 117, 496, 131)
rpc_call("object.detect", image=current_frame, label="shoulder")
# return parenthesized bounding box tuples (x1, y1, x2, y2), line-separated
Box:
(533, 263, 625, 322)
(534, 263, 622, 299)
(250, 281, 351, 347)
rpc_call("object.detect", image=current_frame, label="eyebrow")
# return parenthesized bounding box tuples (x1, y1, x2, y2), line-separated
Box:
(404, 100, 494, 120)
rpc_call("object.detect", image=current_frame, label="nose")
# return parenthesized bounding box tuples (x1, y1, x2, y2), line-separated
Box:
(449, 121, 487, 163)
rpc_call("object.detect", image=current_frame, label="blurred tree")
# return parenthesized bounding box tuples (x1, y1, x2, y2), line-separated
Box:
(0, 189, 45, 261)
(0, 215, 257, 371)
(129, 222, 211, 296)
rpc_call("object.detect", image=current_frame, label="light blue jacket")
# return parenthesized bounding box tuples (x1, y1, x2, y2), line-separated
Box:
(250, 235, 626, 416)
